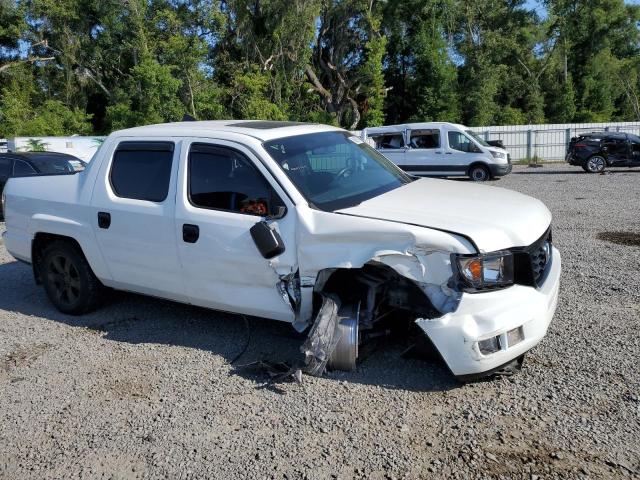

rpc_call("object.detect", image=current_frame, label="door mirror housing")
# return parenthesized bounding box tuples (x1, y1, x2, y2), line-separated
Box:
(250, 221, 286, 259)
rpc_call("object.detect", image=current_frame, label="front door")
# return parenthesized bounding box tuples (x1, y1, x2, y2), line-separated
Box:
(174, 139, 297, 322)
(90, 139, 186, 301)
(443, 129, 477, 174)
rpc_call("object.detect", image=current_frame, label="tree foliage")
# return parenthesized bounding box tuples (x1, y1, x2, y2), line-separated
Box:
(0, 0, 639, 137)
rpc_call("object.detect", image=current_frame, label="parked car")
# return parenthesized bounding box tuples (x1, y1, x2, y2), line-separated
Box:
(1, 121, 560, 380)
(0, 152, 86, 220)
(362, 122, 512, 181)
(566, 131, 640, 173)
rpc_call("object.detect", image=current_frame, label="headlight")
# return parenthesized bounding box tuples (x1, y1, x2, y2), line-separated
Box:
(490, 151, 506, 160)
(454, 251, 514, 291)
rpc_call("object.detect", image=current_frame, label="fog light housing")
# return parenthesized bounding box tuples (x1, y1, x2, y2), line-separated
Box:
(507, 326, 524, 347)
(478, 336, 501, 355)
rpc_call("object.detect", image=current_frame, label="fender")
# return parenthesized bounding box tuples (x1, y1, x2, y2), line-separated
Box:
(28, 213, 113, 282)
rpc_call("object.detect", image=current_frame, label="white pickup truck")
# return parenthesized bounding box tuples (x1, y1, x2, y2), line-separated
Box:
(1, 121, 561, 380)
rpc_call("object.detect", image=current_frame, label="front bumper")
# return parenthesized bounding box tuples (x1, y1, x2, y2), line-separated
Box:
(489, 162, 512, 177)
(416, 246, 561, 378)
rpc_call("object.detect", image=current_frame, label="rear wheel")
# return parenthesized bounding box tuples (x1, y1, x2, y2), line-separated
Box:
(469, 164, 490, 182)
(41, 240, 102, 315)
(585, 155, 606, 173)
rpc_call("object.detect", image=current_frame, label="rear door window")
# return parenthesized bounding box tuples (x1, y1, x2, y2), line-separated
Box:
(409, 129, 440, 149)
(13, 160, 37, 176)
(371, 133, 405, 149)
(110, 142, 174, 202)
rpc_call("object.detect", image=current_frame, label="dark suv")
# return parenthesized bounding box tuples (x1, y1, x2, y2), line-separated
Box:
(566, 132, 640, 173)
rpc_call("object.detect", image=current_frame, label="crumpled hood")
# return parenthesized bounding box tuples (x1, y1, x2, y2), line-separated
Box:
(337, 178, 551, 252)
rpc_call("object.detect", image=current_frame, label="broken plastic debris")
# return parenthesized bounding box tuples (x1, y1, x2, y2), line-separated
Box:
(301, 294, 342, 376)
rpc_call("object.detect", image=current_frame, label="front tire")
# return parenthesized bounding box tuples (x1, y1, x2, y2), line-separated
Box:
(585, 155, 606, 173)
(41, 240, 102, 315)
(469, 165, 490, 182)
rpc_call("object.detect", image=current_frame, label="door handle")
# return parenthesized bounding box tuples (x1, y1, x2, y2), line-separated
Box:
(183, 224, 200, 243)
(445, 152, 453, 155)
(434, 151, 443, 154)
(97, 212, 111, 229)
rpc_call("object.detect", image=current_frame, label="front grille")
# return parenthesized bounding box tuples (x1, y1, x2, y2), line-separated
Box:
(530, 240, 551, 284)
(511, 228, 552, 287)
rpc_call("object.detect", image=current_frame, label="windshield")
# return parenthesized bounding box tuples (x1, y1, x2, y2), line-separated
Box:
(465, 130, 489, 147)
(264, 131, 412, 211)
(29, 155, 86, 174)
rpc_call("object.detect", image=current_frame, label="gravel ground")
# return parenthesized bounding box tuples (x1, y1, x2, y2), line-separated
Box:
(1, 165, 639, 479)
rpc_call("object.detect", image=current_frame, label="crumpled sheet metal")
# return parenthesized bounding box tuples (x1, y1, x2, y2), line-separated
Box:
(290, 211, 474, 329)
(300, 295, 341, 376)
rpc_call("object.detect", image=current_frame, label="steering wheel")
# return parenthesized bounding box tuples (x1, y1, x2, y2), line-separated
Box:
(336, 167, 354, 180)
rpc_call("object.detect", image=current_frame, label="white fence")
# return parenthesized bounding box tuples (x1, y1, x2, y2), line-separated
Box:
(468, 121, 640, 162)
(7, 136, 105, 162)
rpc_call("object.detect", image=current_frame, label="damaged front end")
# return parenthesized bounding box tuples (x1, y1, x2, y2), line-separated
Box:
(299, 248, 462, 376)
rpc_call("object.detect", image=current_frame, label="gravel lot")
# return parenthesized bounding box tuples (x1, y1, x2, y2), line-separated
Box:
(1, 165, 639, 479)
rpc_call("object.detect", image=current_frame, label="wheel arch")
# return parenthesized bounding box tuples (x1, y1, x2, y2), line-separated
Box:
(31, 232, 103, 285)
(466, 161, 491, 178)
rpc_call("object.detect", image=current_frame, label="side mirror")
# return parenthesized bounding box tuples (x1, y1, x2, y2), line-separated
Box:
(250, 221, 285, 259)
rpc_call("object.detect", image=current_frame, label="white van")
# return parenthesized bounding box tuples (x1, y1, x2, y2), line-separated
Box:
(362, 122, 512, 181)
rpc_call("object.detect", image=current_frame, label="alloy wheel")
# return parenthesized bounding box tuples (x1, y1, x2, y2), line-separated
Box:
(46, 254, 81, 307)
(587, 156, 605, 173)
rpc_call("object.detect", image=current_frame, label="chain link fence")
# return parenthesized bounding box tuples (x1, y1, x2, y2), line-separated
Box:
(468, 122, 640, 163)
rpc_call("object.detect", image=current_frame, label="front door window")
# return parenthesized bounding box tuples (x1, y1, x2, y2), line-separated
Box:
(447, 131, 475, 153)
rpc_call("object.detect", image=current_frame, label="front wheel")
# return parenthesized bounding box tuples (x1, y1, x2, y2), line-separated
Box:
(585, 155, 606, 173)
(41, 240, 103, 315)
(469, 165, 490, 182)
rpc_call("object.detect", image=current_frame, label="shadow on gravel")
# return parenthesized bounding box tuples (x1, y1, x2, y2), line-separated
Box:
(0, 260, 456, 393)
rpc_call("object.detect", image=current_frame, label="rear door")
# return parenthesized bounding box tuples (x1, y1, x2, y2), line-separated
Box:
(90, 139, 186, 301)
(602, 135, 630, 165)
(403, 128, 445, 175)
(174, 139, 297, 322)
(626, 134, 640, 165)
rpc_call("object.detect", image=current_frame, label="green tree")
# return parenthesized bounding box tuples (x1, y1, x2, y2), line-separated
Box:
(545, 0, 640, 121)
(383, 0, 459, 124)
(304, 0, 388, 129)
